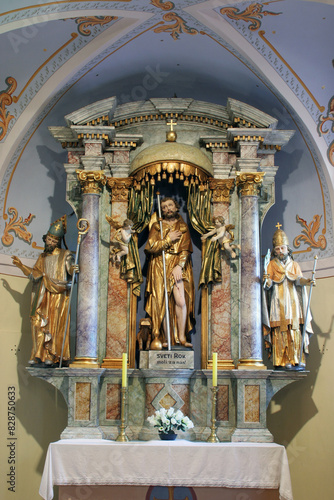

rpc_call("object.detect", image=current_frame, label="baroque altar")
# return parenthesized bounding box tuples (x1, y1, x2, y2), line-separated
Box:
(28, 97, 306, 442)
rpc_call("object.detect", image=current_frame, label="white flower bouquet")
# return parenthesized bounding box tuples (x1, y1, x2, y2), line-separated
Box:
(147, 407, 194, 435)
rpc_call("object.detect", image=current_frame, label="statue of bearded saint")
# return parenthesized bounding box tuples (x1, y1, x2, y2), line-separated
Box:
(262, 225, 314, 370)
(12, 216, 78, 366)
(144, 197, 195, 350)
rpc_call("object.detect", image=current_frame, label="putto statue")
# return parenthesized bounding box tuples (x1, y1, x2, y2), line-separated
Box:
(262, 224, 315, 370)
(12, 216, 78, 367)
(144, 197, 195, 349)
(201, 216, 241, 259)
(106, 217, 135, 264)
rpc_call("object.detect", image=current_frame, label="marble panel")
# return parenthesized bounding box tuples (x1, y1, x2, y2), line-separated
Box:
(217, 385, 229, 421)
(228, 153, 237, 166)
(85, 142, 102, 156)
(106, 267, 127, 358)
(113, 150, 130, 164)
(244, 385, 260, 423)
(239, 144, 258, 159)
(211, 203, 232, 360)
(190, 375, 208, 427)
(171, 384, 190, 415)
(75, 382, 91, 421)
(212, 152, 229, 164)
(106, 383, 121, 420)
(258, 153, 275, 166)
(67, 151, 82, 164)
(145, 383, 164, 417)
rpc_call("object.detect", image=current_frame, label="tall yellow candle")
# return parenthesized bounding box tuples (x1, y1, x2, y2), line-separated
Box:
(212, 353, 218, 387)
(122, 353, 127, 388)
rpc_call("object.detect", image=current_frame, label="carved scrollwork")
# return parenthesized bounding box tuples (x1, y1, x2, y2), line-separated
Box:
(0, 76, 17, 141)
(76, 170, 106, 194)
(75, 16, 118, 36)
(294, 214, 327, 250)
(1, 207, 34, 246)
(220, 3, 281, 31)
(107, 178, 133, 202)
(209, 178, 235, 203)
(236, 172, 265, 196)
(154, 12, 198, 40)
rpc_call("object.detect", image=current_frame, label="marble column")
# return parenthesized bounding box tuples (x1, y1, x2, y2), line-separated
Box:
(71, 169, 106, 368)
(207, 178, 235, 370)
(236, 172, 266, 369)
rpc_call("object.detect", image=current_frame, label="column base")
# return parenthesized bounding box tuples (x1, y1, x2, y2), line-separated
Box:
(237, 359, 267, 370)
(69, 357, 100, 368)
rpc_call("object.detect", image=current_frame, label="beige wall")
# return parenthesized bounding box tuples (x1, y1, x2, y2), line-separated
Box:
(0, 272, 333, 500)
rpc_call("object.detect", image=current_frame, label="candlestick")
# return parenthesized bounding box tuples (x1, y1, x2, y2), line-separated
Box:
(207, 386, 219, 443)
(116, 387, 129, 442)
(122, 353, 127, 388)
(212, 352, 218, 387)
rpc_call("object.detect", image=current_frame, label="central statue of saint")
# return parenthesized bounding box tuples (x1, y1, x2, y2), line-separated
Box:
(144, 197, 195, 349)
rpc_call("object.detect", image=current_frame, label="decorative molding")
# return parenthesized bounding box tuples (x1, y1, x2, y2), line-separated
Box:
(220, 3, 281, 32)
(107, 177, 133, 202)
(294, 214, 327, 251)
(75, 16, 118, 36)
(76, 170, 106, 195)
(209, 178, 235, 203)
(317, 96, 334, 166)
(1, 207, 34, 246)
(151, 0, 174, 11)
(236, 172, 265, 196)
(154, 12, 198, 40)
(0, 77, 17, 141)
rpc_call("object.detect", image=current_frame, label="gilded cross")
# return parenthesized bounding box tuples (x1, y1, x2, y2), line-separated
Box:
(275, 222, 282, 229)
(167, 118, 177, 132)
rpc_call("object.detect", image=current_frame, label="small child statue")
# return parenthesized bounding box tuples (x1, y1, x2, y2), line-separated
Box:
(201, 216, 241, 259)
(106, 217, 135, 264)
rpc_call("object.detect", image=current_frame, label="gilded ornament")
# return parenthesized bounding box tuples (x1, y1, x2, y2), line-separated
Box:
(75, 16, 118, 36)
(154, 12, 198, 40)
(151, 0, 174, 11)
(294, 214, 326, 250)
(0, 76, 17, 141)
(236, 172, 265, 196)
(209, 178, 235, 203)
(317, 96, 334, 166)
(107, 177, 133, 202)
(220, 3, 281, 31)
(76, 170, 106, 194)
(2, 207, 34, 246)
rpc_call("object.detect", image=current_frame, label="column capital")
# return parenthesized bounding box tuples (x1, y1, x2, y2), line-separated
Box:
(107, 177, 133, 202)
(236, 172, 265, 196)
(76, 170, 106, 194)
(208, 178, 235, 203)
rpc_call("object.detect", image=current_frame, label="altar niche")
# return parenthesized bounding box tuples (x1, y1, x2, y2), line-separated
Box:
(36, 97, 305, 443)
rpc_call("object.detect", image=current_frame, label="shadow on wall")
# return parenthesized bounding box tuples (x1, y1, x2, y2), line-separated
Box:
(2, 277, 68, 476)
(267, 311, 333, 446)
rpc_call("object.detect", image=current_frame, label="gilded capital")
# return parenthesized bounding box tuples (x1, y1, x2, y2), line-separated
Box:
(76, 170, 106, 194)
(209, 178, 235, 203)
(107, 177, 133, 202)
(236, 172, 265, 196)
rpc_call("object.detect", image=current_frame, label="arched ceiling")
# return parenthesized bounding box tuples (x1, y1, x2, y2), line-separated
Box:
(0, 0, 333, 274)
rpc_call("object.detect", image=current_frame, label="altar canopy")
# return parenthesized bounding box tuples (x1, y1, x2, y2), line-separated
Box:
(40, 440, 293, 500)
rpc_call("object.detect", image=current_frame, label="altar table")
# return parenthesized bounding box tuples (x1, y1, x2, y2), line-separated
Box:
(39, 439, 293, 500)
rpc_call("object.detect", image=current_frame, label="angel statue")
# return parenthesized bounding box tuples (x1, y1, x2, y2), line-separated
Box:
(106, 216, 135, 264)
(201, 216, 241, 259)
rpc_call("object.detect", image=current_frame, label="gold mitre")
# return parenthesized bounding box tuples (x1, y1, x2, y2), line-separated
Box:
(272, 223, 289, 247)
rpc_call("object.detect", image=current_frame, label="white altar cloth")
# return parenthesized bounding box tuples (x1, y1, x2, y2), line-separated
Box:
(39, 439, 293, 500)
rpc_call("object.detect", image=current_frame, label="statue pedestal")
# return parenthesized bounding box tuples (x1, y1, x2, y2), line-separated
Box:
(139, 350, 194, 370)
